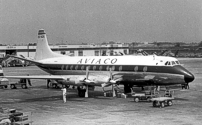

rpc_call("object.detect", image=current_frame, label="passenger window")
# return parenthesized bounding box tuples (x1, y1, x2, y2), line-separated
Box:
(75, 65, 78, 70)
(119, 66, 122, 71)
(106, 66, 109, 71)
(66, 65, 68, 70)
(134, 66, 138, 72)
(86, 66, 90, 70)
(99, 66, 102, 71)
(112, 66, 115, 71)
(61, 65, 64, 70)
(165, 61, 168, 65)
(70, 65, 73, 70)
(81, 65, 84, 70)
(168, 62, 171, 65)
(93, 66, 96, 71)
(175, 61, 180, 65)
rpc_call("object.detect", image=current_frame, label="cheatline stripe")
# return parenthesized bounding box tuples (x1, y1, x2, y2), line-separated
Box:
(36, 64, 181, 75)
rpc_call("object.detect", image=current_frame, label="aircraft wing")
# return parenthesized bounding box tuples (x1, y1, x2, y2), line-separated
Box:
(0, 75, 65, 80)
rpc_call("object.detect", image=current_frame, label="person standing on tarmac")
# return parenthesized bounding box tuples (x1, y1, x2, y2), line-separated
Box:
(61, 87, 67, 103)
(27, 74, 32, 86)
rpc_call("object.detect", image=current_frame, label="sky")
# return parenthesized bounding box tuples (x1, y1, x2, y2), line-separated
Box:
(0, 0, 202, 45)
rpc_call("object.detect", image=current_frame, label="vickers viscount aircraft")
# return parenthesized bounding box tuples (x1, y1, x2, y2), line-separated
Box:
(1, 29, 195, 97)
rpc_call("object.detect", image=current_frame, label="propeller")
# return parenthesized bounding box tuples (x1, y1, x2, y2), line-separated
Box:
(101, 68, 117, 97)
(101, 68, 114, 87)
(81, 66, 93, 83)
(84, 66, 90, 98)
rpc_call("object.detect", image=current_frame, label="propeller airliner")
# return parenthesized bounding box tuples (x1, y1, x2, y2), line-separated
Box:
(1, 29, 195, 97)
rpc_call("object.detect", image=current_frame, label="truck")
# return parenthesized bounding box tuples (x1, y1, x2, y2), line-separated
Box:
(0, 78, 9, 89)
(132, 90, 159, 102)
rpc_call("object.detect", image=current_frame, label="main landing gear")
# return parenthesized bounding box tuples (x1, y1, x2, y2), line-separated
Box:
(124, 83, 132, 94)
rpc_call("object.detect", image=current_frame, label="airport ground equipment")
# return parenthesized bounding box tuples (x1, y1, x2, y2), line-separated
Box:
(151, 97, 174, 108)
(0, 78, 9, 89)
(132, 90, 158, 102)
(0, 107, 33, 125)
(47, 79, 70, 89)
(10, 81, 27, 89)
(164, 89, 175, 97)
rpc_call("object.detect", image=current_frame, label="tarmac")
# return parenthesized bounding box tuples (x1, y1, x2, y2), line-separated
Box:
(1, 58, 202, 125)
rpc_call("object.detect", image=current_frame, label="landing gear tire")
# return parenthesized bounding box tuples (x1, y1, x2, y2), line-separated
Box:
(167, 100, 173, 106)
(21, 84, 27, 89)
(65, 85, 70, 88)
(182, 83, 189, 89)
(10, 84, 16, 89)
(160, 102, 165, 108)
(124, 83, 131, 94)
(52, 84, 57, 88)
(62, 85, 70, 88)
(153, 101, 157, 107)
(77, 87, 86, 97)
(47, 82, 51, 88)
(134, 98, 139, 102)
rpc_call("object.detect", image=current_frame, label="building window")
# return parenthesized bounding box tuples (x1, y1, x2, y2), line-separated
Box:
(95, 51, 99, 56)
(102, 50, 107, 56)
(124, 49, 127, 55)
(61, 51, 65, 55)
(78, 50, 83, 56)
(70, 50, 74, 56)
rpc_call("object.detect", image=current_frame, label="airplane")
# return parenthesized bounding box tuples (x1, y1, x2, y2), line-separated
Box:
(1, 29, 195, 98)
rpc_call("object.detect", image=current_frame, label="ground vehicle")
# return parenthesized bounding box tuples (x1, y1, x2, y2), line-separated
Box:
(132, 90, 158, 102)
(151, 97, 174, 108)
(10, 82, 27, 89)
(8, 59, 25, 67)
(0, 78, 9, 89)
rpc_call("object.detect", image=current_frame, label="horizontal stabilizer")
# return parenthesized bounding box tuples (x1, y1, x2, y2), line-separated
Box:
(8, 55, 41, 65)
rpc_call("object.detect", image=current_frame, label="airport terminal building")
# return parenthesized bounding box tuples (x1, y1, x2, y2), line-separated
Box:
(0, 43, 129, 59)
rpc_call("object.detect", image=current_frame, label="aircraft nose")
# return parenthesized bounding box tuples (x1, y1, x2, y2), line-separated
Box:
(176, 65, 195, 83)
(184, 72, 195, 83)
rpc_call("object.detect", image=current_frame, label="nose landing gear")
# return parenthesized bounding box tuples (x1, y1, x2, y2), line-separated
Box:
(181, 83, 189, 89)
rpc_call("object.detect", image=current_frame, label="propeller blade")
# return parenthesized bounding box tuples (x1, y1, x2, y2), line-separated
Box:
(110, 67, 112, 80)
(86, 66, 89, 79)
(101, 83, 112, 88)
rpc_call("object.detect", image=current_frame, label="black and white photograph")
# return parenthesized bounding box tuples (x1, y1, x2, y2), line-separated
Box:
(0, 0, 202, 125)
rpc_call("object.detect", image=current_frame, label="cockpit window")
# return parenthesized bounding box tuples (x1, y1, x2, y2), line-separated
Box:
(165, 61, 171, 66)
(165, 60, 180, 66)
(172, 61, 175, 65)
(175, 61, 180, 65)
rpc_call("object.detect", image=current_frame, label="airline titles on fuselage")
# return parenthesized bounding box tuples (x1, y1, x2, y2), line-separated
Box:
(77, 58, 118, 65)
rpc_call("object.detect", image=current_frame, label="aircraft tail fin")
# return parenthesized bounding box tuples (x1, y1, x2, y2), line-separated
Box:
(34, 29, 65, 61)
